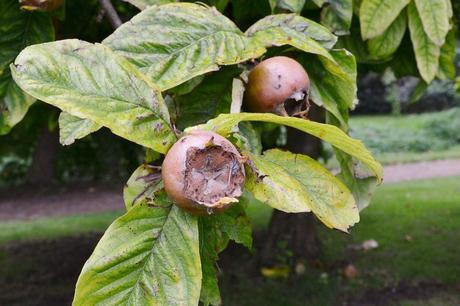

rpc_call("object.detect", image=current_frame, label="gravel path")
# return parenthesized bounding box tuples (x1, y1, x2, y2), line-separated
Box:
(1, 159, 460, 220)
(384, 159, 460, 183)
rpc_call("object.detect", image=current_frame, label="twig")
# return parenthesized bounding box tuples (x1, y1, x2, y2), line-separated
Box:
(98, 0, 122, 29)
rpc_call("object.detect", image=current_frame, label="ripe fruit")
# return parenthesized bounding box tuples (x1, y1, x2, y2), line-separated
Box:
(162, 130, 246, 215)
(19, 0, 64, 11)
(245, 56, 310, 117)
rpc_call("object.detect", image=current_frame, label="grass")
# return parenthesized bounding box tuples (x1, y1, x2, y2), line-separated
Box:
(343, 108, 460, 165)
(375, 145, 460, 165)
(247, 177, 460, 284)
(0, 210, 122, 244)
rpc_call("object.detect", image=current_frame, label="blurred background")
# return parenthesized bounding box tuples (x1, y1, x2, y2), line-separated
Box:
(1, 0, 460, 305)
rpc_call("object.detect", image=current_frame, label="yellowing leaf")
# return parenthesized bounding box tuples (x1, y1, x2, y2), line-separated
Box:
(414, 0, 449, 46)
(103, 3, 264, 90)
(408, 2, 441, 83)
(368, 11, 407, 59)
(246, 149, 358, 231)
(74, 202, 201, 305)
(188, 113, 383, 181)
(11, 40, 176, 153)
(359, 0, 410, 40)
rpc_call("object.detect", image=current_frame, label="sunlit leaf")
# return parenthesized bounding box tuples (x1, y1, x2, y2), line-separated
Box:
(414, 0, 449, 46)
(12, 40, 176, 153)
(188, 112, 383, 181)
(436, 29, 456, 80)
(367, 11, 407, 59)
(246, 149, 358, 231)
(103, 3, 265, 90)
(123, 164, 163, 211)
(245, 14, 337, 50)
(359, 0, 410, 40)
(74, 201, 201, 305)
(408, 2, 441, 83)
(58, 112, 101, 145)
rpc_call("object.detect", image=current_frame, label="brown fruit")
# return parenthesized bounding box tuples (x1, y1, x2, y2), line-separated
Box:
(162, 130, 245, 215)
(245, 56, 310, 116)
(19, 0, 64, 11)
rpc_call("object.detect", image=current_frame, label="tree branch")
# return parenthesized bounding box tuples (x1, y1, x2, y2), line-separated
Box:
(98, 0, 122, 29)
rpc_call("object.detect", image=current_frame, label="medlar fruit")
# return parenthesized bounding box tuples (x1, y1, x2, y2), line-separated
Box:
(162, 130, 246, 215)
(245, 56, 310, 116)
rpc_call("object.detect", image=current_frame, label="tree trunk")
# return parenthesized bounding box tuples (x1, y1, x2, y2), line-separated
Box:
(26, 124, 60, 185)
(262, 104, 325, 269)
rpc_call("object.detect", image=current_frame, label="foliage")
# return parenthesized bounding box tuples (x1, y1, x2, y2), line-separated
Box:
(0, 0, 54, 135)
(3, 0, 455, 305)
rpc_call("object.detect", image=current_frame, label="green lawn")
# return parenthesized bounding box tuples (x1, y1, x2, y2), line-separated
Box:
(246, 177, 460, 284)
(341, 108, 460, 165)
(0, 210, 122, 244)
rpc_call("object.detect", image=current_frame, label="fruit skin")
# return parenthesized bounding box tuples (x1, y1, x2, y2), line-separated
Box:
(162, 130, 245, 216)
(19, 0, 64, 12)
(245, 56, 310, 115)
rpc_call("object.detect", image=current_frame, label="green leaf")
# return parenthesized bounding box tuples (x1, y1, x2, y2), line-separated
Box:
(0, 81, 35, 135)
(188, 112, 383, 181)
(58, 112, 101, 145)
(444, 0, 453, 19)
(208, 0, 230, 12)
(367, 11, 407, 59)
(246, 149, 358, 231)
(436, 29, 456, 80)
(103, 3, 265, 91)
(123, 164, 163, 211)
(335, 149, 378, 211)
(299, 49, 357, 129)
(408, 2, 441, 83)
(123, 0, 175, 10)
(326, 113, 379, 211)
(269, 0, 306, 13)
(175, 66, 241, 130)
(73, 201, 201, 306)
(0, 0, 54, 134)
(245, 14, 338, 50)
(235, 122, 263, 155)
(198, 202, 251, 305)
(335, 29, 373, 64)
(359, 0, 410, 40)
(321, 0, 353, 35)
(198, 218, 227, 306)
(213, 202, 252, 249)
(414, 0, 449, 46)
(11, 40, 176, 153)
